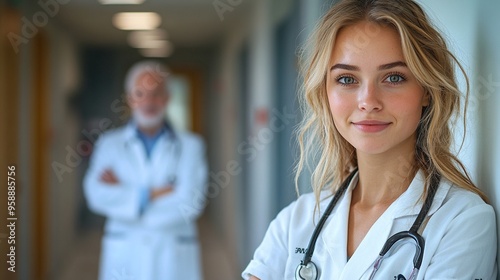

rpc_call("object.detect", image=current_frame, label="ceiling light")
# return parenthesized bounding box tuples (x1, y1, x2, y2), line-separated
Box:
(112, 12, 161, 30)
(99, 0, 145, 4)
(133, 40, 170, 49)
(127, 29, 168, 48)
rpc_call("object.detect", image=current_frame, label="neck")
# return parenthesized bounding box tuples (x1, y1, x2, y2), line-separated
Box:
(354, 147, 418, 207)
(137, 123, 163, 137)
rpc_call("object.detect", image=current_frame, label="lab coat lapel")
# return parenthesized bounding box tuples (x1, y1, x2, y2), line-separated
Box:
(150, 135, 165, 167)
(339, 170, 449, 279)
(337, 172, 426, 279)
(391, 170, 450, 219)
(149, 132, 178, 185)
(321, 173, 358, 279)
(314, 169, 451, 279)
(340, 197, 397, 279)
(123, 125, 149, 182)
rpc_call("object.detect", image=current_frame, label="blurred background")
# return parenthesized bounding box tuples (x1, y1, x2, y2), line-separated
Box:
(0, 0, 499, 279)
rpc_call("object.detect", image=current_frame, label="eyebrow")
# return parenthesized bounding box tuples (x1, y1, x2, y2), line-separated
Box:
(330, 64, 359, 71)
(378, 61, 407, 70)
(329, 61, 407, 71)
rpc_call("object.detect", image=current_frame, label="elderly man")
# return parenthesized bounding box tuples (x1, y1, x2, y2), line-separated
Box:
(84, 61, 207, 280)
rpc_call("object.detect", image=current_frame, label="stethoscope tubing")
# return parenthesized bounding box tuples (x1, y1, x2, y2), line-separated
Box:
(301, 169, 359, 266)
(296, 169, 441, 280)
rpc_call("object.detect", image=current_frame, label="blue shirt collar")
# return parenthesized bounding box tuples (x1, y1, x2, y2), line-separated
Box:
(130, 121, 172, 138)
(133, 121, 173, 159)
(136, 124, 168, 140)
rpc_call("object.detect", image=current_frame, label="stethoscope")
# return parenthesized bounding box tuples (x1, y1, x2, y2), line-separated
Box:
(165, 130, 182, 186)
(295, 168, 440, 280)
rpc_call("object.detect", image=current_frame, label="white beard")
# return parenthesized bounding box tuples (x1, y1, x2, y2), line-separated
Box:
(133, 109, 165, 128)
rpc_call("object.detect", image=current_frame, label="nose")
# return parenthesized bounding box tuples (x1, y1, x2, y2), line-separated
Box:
(358, 83, 382, 112)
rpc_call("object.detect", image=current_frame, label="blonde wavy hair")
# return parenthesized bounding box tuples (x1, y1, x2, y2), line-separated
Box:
(295, 0, 488, 204)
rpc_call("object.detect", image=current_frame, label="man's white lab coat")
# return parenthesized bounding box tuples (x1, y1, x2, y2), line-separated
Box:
(84, 123, 207, 280)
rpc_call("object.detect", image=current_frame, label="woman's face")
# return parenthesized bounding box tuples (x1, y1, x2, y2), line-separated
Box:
(326, 21, 429, 156)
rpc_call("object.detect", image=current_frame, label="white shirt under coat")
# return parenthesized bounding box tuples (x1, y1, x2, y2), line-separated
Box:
(242, 171, 497, 280)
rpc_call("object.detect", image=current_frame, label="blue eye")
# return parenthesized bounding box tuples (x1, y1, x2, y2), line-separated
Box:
(385, 74, 405, 84)
(337, 76, 357, 85)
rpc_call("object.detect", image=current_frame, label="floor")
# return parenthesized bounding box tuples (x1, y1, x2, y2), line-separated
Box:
(56, 215, 238, 280)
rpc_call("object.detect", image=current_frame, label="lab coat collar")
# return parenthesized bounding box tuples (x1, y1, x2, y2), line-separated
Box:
(320, 169, 451, 279)
(122, 121, 179, 170)
(123, 121, 176, 143)
(391, 170, 451, 219)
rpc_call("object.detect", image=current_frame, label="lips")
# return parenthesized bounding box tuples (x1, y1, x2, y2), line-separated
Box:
(352, 120, 391, 133)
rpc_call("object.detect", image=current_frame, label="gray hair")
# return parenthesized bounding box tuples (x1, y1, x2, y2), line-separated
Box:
(124, 60, 170, 95)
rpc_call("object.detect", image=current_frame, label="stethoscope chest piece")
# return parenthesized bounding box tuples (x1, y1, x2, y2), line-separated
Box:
(295, 261, 318, 280)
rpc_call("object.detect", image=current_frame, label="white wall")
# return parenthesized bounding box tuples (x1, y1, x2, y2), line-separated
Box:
(476, 0, 500, 273)
(417, 0, 480, 181)
(246, 0, 277, 255)
(418, 0, 500, 271)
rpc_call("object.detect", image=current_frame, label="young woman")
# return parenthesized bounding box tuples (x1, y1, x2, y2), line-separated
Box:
(242, 0, 497, 279)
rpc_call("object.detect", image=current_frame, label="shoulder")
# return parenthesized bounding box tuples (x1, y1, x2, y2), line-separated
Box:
(440, 178, 493, 214)
(429, 178, 496, 236)
(272, 190, 333, 229)
(94, 126, 128, 146)
(244, 194, 325, 261)
(422, 180, 497, 278)
(242, 191, 333, 279)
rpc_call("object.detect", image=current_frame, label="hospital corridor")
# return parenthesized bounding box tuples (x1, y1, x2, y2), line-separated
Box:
(1, 0, 500, 280)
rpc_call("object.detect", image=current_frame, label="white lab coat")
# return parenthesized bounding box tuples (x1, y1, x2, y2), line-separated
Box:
(84, 123, 208, 280)
(243, 171, 497, 280)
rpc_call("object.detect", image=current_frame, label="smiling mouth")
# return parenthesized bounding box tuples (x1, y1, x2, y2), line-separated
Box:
(352, 120, 391, 133)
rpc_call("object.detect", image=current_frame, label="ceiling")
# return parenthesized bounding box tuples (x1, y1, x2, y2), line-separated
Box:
(54, 0, 253, 48)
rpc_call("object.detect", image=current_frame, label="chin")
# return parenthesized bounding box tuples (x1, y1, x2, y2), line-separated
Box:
(351, 141, 391, 156)
(133, 110, 165, 128)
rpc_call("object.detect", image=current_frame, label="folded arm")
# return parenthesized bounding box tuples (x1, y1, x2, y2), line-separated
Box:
(141, 136, 208, 229)
(83, 137, 143, 221)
